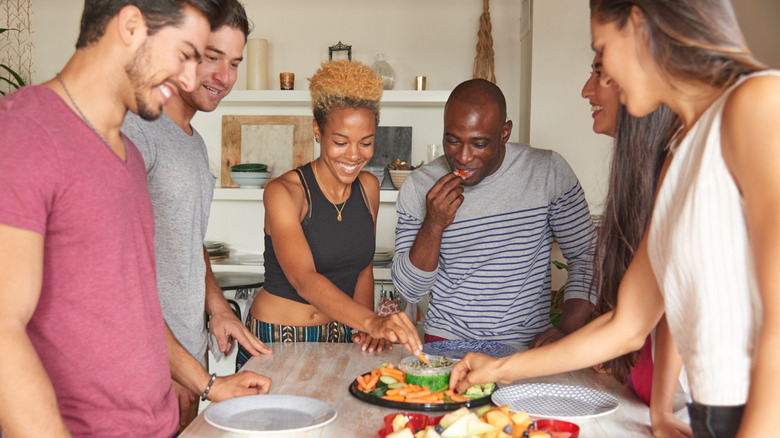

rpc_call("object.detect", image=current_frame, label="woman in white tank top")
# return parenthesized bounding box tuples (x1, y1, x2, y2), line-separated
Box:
(449, 1, 780, 436)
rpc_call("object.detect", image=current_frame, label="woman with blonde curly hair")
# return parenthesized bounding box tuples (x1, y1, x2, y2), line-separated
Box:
(236, 61, 423, 370)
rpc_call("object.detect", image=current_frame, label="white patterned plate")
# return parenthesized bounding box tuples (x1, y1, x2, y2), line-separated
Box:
(205, 394, 337, 435)
(491, 383, 619, 419)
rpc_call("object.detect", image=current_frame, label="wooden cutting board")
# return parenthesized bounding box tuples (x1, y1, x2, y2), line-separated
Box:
(221, 115, 314, 188)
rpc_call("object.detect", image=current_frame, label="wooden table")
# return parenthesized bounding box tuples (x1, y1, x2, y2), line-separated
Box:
(182, 342, 667, 437)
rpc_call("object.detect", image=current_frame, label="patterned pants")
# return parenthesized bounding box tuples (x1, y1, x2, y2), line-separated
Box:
(235, 316, 353, 371)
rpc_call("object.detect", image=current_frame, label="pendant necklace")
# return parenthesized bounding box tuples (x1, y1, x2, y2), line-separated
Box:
(56, 72, 122, 152)
(312, 161, 350, 222)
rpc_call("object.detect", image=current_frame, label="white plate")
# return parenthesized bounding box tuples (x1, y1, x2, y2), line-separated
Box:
(491, 383, 619, 419)
(235, 254, 263, 266)
(204, 394, 337, 435)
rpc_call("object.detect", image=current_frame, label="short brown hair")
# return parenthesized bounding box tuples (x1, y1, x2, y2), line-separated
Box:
(308, 60, 384, 129)
(76, 0, 231, 49)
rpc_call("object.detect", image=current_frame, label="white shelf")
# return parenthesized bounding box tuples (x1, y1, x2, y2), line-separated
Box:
(222, 90, 450, 106)
(213, 187, 399, 203)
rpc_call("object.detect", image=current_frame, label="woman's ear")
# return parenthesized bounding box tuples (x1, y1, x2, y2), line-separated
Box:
(629, 5, 648, 41)
(313, 119, 321, 143)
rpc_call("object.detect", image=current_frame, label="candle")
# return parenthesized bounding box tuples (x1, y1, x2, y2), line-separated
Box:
(246, 38, 268, 90)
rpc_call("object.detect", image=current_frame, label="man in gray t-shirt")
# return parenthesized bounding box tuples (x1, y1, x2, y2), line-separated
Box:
(122, 5, 271, 429)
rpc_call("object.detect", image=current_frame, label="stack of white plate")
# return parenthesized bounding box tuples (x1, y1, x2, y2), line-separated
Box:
(235, 254, 263, 266)
(373, 247, 394, 268)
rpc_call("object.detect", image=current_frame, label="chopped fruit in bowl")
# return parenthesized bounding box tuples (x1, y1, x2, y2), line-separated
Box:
(377, 406, 579, 438)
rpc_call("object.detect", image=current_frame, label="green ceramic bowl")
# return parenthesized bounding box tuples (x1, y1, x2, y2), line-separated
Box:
(231, 163, 268, 172)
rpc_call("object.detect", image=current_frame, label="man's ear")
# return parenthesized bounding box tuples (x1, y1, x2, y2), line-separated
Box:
(116, 5, 147, 49)
(501, 120, 513, 144)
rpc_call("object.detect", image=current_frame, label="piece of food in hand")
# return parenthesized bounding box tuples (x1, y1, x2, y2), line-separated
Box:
(455, 169, 466, 177)
(462, 383, 497, 399)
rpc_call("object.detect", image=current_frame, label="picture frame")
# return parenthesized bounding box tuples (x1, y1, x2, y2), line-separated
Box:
(328, 41, 352, 61)
(221, 115, 315, 188)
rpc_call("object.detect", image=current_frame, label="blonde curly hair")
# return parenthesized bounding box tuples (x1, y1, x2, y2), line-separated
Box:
(308, 60, 384, 128)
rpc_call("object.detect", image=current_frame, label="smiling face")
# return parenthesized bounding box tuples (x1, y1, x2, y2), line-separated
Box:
(313, 106, 376, 185)
(126, 4, 210, 120)
(590, 9, 664, 118)
(581, 54, 620, 137)
(179, 25, 245, 112)
(442, 98, 510, 186)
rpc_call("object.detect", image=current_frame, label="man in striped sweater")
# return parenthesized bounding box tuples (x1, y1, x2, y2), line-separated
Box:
(392, 79, 596, 348)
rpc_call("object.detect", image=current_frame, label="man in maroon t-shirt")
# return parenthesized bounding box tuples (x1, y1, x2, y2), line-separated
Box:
(0, 1, 270, 436)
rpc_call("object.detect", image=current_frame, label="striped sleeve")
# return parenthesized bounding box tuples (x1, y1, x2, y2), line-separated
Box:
(548, 153, 597, 303)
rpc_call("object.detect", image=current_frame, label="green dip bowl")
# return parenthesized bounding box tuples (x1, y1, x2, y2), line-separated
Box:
(399, 354, 455, 392)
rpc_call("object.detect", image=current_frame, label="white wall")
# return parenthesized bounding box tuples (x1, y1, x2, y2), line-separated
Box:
(26, 0, 779, 223)
(30, 0, 526, 140)
(529, 0, 613, 214)
(732, 1, 780, 69)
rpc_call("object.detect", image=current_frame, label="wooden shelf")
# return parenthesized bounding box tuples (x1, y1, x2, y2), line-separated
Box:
(221, 90, 450, 106)
(213, 187, 399, 203)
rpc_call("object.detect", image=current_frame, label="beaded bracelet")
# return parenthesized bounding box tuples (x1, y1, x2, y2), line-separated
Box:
(201, 373, 217, 401)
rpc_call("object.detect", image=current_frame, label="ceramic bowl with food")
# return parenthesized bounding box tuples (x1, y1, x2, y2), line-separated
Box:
(399, 355, 455, 392)
(388, 170, 412, 190)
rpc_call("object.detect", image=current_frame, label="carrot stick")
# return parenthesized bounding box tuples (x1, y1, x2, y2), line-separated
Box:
(410, 394, 440, 403)
(449, 393, 470, 402)
(365, 374, 380, 391)
(356, 375, 367, 390)
(382, 394, 406, 402)
(404, 390, 433, 399)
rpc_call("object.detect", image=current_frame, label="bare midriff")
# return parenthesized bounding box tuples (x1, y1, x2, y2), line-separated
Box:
(249, 288, 335, 327)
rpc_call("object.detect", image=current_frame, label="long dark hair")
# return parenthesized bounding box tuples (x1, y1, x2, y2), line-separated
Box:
(593, 104, 678, 383)
(590, 0, 765, 88)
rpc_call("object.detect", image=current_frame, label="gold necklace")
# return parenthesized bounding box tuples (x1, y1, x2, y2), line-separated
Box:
(312, 161, 350, 222)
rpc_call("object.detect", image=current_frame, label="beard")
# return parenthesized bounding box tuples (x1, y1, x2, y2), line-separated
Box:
(125, 40, 164, 121)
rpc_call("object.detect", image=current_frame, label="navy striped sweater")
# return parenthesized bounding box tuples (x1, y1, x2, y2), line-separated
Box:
(392, 142, 596, 346)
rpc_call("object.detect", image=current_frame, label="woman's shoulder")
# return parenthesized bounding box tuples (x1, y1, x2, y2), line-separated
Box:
(264, 169, 305, 202)
(719, 71, 780, 184)
(722, 72, 780, 132)
(357, 170, 379, 193)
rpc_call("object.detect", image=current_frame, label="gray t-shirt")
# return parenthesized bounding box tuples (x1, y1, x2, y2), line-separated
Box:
(122, 112, 216, 366)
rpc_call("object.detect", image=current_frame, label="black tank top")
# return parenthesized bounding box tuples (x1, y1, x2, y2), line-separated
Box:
(263, 163, 376, 304)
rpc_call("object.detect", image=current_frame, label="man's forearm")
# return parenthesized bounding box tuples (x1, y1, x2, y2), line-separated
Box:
(407, 218, 445, 272)
(166, 323, 210, 396)
(202, 245, 231, 317)
(557, 298, 593, 334)
(0, 331, 71, 437)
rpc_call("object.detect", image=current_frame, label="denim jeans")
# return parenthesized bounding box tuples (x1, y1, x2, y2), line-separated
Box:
(687, 401, 745, 438)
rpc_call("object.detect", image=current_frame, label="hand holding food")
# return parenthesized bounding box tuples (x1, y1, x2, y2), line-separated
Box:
(366, 311, 423, 355)
(424, 172, 466, 232)
(449, 352, 511, 394)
